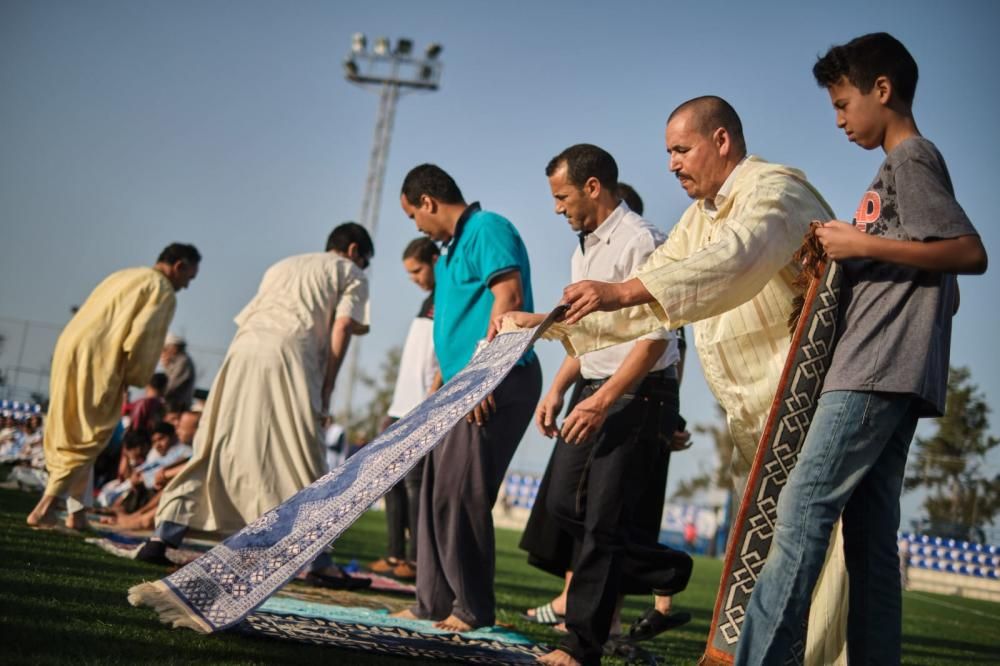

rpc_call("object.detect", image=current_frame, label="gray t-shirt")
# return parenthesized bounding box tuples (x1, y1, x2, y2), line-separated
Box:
(822, 137, 978, 416)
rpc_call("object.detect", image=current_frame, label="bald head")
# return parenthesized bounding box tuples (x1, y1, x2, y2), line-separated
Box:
(668, 96, 747, 157)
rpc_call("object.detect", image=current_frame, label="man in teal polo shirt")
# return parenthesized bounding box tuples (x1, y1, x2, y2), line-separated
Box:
(395, 163, 543, 632)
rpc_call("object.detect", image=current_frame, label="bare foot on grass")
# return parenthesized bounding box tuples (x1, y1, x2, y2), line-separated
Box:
(26, 496, 59, 529)
(537, 649, 581, 665)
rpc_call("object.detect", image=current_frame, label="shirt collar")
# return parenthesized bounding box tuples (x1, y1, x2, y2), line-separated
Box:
(444, 201, 481, 256)
(703, 156, 749, 219)
(579, 202, 628, 254)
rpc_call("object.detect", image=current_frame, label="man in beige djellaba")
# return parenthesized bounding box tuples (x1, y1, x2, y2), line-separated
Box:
(508, 97, 849, 666)
(27, 243, 201, 530)
(134, 223, 372, 583)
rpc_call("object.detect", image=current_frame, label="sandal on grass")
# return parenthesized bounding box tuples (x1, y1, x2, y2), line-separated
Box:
(628, 608, 691, 642)
(303, 567, 373, 591)
(520, 601, 564, 625)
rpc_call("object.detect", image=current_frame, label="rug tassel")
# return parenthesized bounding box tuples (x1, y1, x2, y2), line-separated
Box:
(127, 581, 213, 634)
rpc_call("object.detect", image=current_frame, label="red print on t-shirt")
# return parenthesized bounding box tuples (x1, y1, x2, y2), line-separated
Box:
(854, 191, 881, 233)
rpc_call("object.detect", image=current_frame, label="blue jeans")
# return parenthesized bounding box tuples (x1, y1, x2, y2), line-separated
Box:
(736, 390, 919, 666)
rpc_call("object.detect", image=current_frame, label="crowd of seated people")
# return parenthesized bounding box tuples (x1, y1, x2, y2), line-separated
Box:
(2, 376, 200, 532)
(0, 412, 46, 491)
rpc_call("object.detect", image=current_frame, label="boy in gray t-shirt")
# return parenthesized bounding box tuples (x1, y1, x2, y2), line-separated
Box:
(737, 33, 988, 666)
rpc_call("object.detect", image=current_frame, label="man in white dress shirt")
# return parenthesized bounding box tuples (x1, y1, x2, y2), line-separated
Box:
(531, 145, 693, 666)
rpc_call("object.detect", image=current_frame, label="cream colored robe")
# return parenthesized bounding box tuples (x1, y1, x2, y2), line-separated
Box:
(155, 253, 369, 535)
(545, 157, 848, 665)
(43, 267, 176, 505)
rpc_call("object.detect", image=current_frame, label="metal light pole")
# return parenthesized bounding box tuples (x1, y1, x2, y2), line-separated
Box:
(338, 35, 443, 424)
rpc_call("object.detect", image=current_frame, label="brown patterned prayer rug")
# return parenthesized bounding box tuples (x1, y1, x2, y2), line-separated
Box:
(701, 258, 842, 666)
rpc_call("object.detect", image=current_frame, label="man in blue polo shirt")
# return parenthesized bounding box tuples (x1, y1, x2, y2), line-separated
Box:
(394, 163, 542, 632)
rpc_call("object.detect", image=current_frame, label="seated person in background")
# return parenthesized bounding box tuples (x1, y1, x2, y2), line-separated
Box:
(0, 415, 25, 461)
(95, 431, 149, 508)
(126, 372, 168, 436)
(102, 422, 192, 528)
(6, 415, 49, 491)
(175, 410, 201, 447)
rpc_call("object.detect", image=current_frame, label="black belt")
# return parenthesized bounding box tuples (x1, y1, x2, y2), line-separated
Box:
(581, 365, 678, 387)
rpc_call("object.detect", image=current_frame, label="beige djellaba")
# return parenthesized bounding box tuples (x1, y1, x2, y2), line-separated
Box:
(545, 157, 849, 665)
(155, 252, 369, 536)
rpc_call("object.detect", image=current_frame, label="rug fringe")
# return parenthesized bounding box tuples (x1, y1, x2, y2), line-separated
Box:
(127, 580, 213, 634)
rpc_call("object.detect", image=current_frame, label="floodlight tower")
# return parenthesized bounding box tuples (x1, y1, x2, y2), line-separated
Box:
(339, 35, 443, 421)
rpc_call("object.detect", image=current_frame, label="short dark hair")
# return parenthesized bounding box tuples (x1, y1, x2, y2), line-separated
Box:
(400, 164, 465, 206)
(402, 237, 440, 264)
(149, 372, 168, 393)
(122, 430, 149, 450)
(325, 222, 374, 258)
(813, 32, 918, 106)
(616, 182, 644, 215)
(545, 144, 618, 191)
(668, 96, 746, 155)
(152, 421, 176, 438)
(157, 243, 201, 266)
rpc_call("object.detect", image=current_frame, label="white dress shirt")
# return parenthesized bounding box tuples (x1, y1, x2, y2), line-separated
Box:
(572, 202, 679, 380)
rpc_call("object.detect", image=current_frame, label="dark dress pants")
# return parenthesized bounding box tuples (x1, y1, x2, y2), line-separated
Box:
(550, 377, 693, 665)
(412, 358, 542, 627)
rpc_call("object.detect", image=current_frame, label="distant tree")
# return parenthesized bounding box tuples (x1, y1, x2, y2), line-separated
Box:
(339, 346, 401, 444)
(904, 366, 1000, 535)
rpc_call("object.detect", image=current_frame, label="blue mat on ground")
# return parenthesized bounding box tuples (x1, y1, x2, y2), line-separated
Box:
(240, 597, 548, 663)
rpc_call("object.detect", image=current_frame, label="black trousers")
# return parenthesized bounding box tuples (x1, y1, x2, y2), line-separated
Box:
(385, 459, 424, 562)
(412, 358, 542, 627)
(548, 376, 693, 665)
(519, 382, 682, 579)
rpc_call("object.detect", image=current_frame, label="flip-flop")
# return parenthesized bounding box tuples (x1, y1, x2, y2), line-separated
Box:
(603, 635, 659, 665)
(520, 601, 564, 625)
(303, 570, 373, 591)
(628, 609, 691, 642)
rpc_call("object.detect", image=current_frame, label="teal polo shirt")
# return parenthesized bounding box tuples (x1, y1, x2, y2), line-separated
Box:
(434, 203, 536, 382)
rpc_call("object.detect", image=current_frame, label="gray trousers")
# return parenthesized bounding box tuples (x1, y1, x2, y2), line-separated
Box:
(412, 358, 542, 626)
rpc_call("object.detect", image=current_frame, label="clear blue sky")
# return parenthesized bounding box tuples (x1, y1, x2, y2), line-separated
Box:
(1, 0, 998, 528)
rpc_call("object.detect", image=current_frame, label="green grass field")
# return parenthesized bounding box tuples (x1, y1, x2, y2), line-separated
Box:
(1, 488, 997, 664)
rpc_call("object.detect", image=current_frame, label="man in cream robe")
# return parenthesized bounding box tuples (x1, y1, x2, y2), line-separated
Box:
(136, 224, 372, 570)
(27, 243, 201, 530)
(513, 98, 848, 666)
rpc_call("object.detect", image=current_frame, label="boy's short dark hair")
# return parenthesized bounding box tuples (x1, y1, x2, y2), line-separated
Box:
(157, 243, 202, 266)
(616, 182, 644, 215)
(325, 222, 375, 259)
(813, 32, 919, 105)
(401, 164, 465, 206)
(122, 430, 149, 450)
(149, 372, 168, 393)
(545, 144, 619, 191)
(402, 237, 440, 264)
(152, 421, 176, 439)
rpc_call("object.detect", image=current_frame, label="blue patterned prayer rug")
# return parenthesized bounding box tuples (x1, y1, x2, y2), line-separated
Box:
(128, 314, 560, 634)
(240, 598, 548, 663)
(701, 261, 842, 666)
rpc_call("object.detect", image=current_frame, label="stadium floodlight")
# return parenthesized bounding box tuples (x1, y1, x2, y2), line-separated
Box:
(351, 32, 366, 54)
(339, 36, 444, 421)
(395, 38, 413, 56)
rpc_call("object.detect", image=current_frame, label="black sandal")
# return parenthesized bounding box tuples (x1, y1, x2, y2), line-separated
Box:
(628, 609, 691, 642)
(304, 567, 373, 591)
